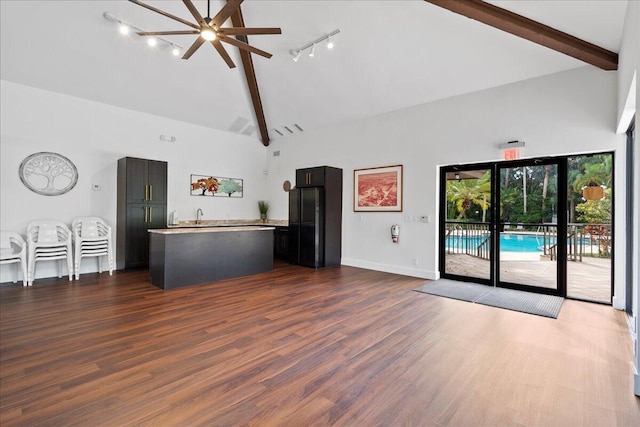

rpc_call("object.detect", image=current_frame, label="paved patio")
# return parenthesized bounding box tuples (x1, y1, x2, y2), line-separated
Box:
(444, 253, 611, 303)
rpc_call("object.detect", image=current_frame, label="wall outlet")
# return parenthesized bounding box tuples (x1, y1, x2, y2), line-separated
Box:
(418, 215, 429, 223)
(92, 184, 101, 191)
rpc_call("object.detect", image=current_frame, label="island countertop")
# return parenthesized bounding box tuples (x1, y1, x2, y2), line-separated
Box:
(167, 219, 288, 228)
(150, 226, 275, 235)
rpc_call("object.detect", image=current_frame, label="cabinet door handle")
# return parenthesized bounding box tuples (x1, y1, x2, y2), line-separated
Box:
(145, 185, 149, 201)
(149, 206, 152, 223)
(144, 206, 148, 222)
(149, 185, 153, 201)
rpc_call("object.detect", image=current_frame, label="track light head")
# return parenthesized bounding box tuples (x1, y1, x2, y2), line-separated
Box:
(309, 44, 315, 57)
(326, 36, 334, 49)
(290, 49, 301, 62)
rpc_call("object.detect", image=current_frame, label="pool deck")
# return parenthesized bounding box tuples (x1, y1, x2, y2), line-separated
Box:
(444, 253, 611, 303)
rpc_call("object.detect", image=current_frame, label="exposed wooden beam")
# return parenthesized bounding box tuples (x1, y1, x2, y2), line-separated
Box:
(424, 0, 618, 71)
(230, 5, 271, 146)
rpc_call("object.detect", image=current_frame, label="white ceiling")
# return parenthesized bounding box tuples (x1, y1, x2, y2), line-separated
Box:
(0, 1, 628, 143)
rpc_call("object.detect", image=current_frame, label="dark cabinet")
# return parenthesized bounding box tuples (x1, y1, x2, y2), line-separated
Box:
(117, 157, 168, 269)
(296, 167, 326, 187)
(125, 158, 167, 204)
(274, 226, 289, 259)
(289, 166, 342, 268)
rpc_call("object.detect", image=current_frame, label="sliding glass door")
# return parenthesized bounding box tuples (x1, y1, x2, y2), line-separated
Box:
(440, 165, 493, 285)
(566, 154, 613, 303)
(497, 160, 564, 295)
(440, 153, 613, 303)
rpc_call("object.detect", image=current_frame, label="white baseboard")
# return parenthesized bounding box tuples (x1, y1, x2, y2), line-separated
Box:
(612, 295, 625, 310)
(341, 258, 439, 280)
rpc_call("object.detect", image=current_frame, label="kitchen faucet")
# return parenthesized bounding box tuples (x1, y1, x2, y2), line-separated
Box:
(196, 208, 203, 224)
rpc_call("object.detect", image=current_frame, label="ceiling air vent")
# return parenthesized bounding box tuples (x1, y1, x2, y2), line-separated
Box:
(272, 123, 304, 138)
(229, 117, 257, 137)
(242, 125, 256, 136)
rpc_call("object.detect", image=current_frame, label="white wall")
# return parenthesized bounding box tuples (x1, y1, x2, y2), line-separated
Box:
(617, 1, 638, 133)
(617, 0, 640, 397)
(266, 66, 624, 285)
(0, 80, 268, 283)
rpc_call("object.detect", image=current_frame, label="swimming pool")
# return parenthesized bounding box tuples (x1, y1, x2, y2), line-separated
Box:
(446, 234, 556, 252)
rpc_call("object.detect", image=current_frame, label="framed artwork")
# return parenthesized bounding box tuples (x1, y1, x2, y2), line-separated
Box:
(190, 174, 243, 198)
(19, 152, 78, 196)
(354, 164, 403, 212)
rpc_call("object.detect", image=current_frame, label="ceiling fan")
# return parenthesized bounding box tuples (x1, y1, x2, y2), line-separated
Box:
(128, 0, 281, 68)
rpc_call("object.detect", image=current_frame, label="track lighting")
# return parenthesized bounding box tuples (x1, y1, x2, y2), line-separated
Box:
(103, 11, 184, 59)
(289, 29, 340, 62)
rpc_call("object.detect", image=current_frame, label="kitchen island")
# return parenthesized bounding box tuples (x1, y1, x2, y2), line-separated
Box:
(149, 226, 274, 290)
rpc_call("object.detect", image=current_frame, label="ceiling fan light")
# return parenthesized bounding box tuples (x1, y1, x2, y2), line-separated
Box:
(147, 37, 157, 47)
(172, 46, 180, 57)
(201, 28, 216, 41)
(309, 44, 315, 57)
(119, 24, 130, 35)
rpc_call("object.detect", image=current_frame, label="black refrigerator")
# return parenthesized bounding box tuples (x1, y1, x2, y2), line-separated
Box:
(289, 166, 342, 268)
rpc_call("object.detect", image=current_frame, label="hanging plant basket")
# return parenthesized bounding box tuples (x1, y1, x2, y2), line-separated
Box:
(583, 185, 604, 200)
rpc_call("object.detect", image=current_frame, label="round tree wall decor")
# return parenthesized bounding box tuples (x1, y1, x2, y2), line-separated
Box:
(19, 152, 78, 196)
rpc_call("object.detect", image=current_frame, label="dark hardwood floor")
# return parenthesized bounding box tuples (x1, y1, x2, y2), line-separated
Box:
(1, 261, 638, 426)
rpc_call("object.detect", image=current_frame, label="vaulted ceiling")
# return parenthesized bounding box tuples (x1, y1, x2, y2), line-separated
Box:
(0, 1, 628, 146)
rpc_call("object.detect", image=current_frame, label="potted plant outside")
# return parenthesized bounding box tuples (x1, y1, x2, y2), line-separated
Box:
(258, 200, 269, 223)
(582, 181, 604, 200)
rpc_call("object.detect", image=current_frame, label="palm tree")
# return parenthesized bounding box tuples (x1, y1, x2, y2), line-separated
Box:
(572, 156, 612, 192)
(447, 173, 491, 221)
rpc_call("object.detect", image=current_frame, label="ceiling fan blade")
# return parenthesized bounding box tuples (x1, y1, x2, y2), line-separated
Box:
(182, 0, 208, 27)
(136, 30, 200, 36)
(182, 37, 206, 59)
(218, 27, 282, 36)
(211, 40, 236, 68)
(220, 35, 272, 58)
(128, 0, 199, 30)
(212, 0, 243, 28)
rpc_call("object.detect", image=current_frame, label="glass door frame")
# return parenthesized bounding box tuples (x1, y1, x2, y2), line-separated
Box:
(439, 159, 567, 295)
(495, 158, 567, 297)
(439, 162, 495, 287)
(440, 152, 615, 303)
